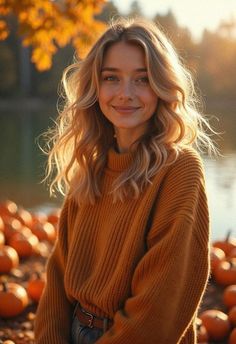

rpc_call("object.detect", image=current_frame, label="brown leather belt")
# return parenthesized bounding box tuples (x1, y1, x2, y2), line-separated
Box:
(75, 304, 113, 331)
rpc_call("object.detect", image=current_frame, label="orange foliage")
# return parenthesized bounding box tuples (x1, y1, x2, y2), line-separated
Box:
(0, 0, 107, 70)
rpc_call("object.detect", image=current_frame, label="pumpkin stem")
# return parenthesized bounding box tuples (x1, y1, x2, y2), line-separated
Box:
(2, 281, 8, 292)
(196, 322, 201, 331)
(226, 229, 232, 242)
(35, 271, 42, 279)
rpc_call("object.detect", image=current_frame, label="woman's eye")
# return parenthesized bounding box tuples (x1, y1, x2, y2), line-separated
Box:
(135, 77, 149, 84)
(102, 75, 119, 82)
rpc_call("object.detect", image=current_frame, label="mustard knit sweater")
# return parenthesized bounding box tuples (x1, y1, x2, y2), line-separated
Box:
(34, 147, 210, 344)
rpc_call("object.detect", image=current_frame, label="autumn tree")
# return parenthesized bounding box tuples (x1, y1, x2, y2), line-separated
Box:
(128, 1, 142, 17)
(153, 11, 236, 101)
(0, 0, 106, 71)
(95, 0, 119, 23)
(154, 11, 198, 71)
(198, 28, 236, 99)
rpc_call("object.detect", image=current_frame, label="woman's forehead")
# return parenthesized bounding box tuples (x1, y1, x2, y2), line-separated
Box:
(101, 41, 147, 71)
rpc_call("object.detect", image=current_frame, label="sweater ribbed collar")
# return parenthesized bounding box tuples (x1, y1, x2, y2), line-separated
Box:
(106, 147, 134, 172)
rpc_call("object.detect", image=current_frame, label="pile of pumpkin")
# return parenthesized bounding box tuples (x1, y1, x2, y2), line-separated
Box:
(197, 232, 236, 343)
(0, 200, 60, 331)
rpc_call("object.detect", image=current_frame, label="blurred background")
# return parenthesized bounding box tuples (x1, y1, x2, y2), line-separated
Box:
(0, 0, 235, 240)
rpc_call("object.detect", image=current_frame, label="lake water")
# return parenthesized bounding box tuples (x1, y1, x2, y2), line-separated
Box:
(0, 101, 235, 241)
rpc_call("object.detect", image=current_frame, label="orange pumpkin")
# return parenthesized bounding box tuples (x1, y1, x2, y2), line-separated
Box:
(0, 245, 19, 273)
(9, 230, 39, 257)
(27, 272, 46, 302)
(31, 213, 47, 227)
(228, 306, 236, 326)
(0, 200, 18, 218)
(229, 327, 236, 344)
(2, 217, 22, 243)
(223, 285, 236, 308)
(213, 231, 236, 256)
(0, 217, 5, 245)
(0, 215, 4, 231)
(199, 309, 230, 341)
(196, 317, 209, 343)
(14, 208, 33, 228)
(214, 259, 236, 286)
(31, 221, 56, 242)
(47, 208, 60, 225)
(228, 248, 236, 259)
(210, 246, 225, 273)
(0, 281, 28, 318)
(0, 230, 5, 246)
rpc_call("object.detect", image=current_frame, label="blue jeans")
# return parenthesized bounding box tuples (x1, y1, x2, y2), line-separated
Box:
(71, 314, 104, 344)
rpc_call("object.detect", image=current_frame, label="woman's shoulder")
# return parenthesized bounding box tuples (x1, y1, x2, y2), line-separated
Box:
(158, 145, 206, 186)
(174, 145, 203, 162)
(57, 193, 79, 226)
(168, 145, 205, 172)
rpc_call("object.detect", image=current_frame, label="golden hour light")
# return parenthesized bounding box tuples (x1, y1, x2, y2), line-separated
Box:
(114, 0, 236, 40)
(0, 1, 235, 343)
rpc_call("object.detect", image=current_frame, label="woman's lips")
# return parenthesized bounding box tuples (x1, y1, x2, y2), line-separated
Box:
(112, 106, 140, 114)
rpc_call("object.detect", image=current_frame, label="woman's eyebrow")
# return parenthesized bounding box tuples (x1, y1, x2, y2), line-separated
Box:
(101, 67, 147, 72)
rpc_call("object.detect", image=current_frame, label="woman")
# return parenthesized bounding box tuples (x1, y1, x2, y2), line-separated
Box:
(34, 17, 216, 344)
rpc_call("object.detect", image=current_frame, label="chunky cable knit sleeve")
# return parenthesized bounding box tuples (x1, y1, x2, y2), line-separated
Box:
(34, 198, 74, 344)
(96, 150, 210, 344)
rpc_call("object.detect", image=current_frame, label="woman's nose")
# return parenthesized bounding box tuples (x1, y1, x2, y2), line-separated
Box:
(118, 80, 134, 100)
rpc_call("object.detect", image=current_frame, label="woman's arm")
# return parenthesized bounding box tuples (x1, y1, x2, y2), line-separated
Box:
(34, 198, 74, 344)
(96, 149, 210, 344)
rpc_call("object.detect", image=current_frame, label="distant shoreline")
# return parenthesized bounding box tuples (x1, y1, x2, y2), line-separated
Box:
(0, 97, 57, 112)
(205, 99, 236, 111)
(0, 96, 235, 112)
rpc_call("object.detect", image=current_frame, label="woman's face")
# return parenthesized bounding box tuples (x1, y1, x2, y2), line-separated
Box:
(98, 41, 158, 149)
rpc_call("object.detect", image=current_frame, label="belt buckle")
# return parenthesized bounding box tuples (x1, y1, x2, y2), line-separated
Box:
(88, 314, 94, 328)
(82, 309, 95, 328)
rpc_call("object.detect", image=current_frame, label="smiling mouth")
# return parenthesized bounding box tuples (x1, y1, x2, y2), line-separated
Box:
(112, 106, 141, 114)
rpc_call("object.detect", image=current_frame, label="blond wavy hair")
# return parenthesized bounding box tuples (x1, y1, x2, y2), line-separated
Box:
(42, 17, 217, 204)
